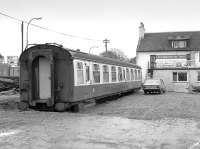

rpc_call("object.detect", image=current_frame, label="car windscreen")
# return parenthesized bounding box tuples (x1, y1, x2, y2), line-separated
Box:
(144, 80, 160, 85)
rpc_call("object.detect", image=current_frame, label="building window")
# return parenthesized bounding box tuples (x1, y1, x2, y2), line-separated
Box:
(173, 72, 187, 82)
(76, 62, 84, 85)
(126, 68, 130, 81)
(111, 66, 116, 82)
(118, 67, 122, 81)
(93, 64, 100, 83)
(172, 40, 187, 48)
(103, 65, 109, 83)
(197, 71, 200, 81)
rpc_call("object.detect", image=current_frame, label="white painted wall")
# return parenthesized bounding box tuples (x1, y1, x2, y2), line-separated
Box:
(194, 51, 200, 67)
(153, 69, 189, 92)
(154, 69, 200, 92)
(136, 51, 194, 82)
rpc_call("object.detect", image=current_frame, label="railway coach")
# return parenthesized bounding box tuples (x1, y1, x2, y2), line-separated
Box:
(19, 43, 142, 111)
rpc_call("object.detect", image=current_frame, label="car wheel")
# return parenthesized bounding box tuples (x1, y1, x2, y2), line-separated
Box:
(144, 91, 148, 94)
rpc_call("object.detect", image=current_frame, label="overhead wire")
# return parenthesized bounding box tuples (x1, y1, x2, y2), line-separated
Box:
(0, 11, 102, 42)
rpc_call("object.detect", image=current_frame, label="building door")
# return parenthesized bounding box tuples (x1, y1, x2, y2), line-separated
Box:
(39, 57, 51, 99)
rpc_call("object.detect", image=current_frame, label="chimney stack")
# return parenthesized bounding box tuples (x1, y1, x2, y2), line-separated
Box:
(139, 22, 145, 39)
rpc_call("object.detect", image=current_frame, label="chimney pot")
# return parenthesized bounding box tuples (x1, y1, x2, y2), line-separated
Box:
(139, 22, 145, 39)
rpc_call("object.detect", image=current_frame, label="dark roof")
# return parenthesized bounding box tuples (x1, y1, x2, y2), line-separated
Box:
(137, 31, 200, 52)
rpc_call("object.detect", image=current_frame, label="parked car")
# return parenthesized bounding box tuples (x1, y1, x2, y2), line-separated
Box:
(142, 79, 166, 94)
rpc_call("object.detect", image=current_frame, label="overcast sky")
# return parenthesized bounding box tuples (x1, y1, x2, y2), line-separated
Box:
(0, 0, 200, 58)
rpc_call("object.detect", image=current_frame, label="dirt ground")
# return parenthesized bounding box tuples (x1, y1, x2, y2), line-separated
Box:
(1, 92, 200, 148)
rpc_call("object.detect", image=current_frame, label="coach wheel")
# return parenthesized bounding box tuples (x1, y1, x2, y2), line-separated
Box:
(55, 103, 66, 112)
(18, 102, 29, 111)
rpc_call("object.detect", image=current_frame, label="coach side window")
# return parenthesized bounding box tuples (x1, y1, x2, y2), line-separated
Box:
(111, 66, 117, 82)
(135, 69, 137, 80)
(126, 68, 130, 81)
(93, 64, 100, 83)
(122, 68, 126, 81)
(76, 62, 84, 85)
(103, 65, 109, 83)
(118, 67, 122, 81)
(138, 70, 141, 80)
(131, 69, 134, 80)
(85, 64, 90, 82)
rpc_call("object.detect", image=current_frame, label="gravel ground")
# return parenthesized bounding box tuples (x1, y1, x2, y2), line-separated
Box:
(1, 111, 200, 149)
(81, 91, 200, 120)
(1, 91, 200, 148)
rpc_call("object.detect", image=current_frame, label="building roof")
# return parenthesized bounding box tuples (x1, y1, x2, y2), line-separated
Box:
(137, 31, 200, 52)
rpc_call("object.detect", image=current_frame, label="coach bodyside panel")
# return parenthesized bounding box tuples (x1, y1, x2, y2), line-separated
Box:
(54, 57, 74, 103)
(72, 81, 141, 102)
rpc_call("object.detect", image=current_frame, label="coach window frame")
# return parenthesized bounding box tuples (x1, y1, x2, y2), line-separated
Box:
(135, 69, 137, 80)
(102, 64, 109, 83)
(92, 63, 101, 84)
(118, 66, 123, 82)
(74, 60, 85, 86)
(122, 67, 126, 81)
(130, 68, 134, 81)
(111, 65, 117, 82)
(84, 61, 91, 84)
(138, 69, 141, 80)
(126, 68, 130, 81)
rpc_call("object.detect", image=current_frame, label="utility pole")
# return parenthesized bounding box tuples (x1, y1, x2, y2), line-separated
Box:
(103, 38, 110, 52)
(21, 21, 24, 53)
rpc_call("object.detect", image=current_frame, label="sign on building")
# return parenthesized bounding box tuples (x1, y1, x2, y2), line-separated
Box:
(150, 55, 188, 68)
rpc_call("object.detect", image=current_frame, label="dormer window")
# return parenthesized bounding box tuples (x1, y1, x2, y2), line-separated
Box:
(172, 40, 187, 48)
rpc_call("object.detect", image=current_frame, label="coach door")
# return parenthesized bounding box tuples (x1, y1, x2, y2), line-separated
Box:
(32, 56, 51, 100)
(39, 57, 51, 99)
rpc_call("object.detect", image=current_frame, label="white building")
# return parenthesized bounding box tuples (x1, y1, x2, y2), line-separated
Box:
(7, 56, 18, 67)
(136, 23, 200, 92)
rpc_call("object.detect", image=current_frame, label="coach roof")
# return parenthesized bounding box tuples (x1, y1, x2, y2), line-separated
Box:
(23, 43, 141, 69)
(69, 49, 140, 68)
